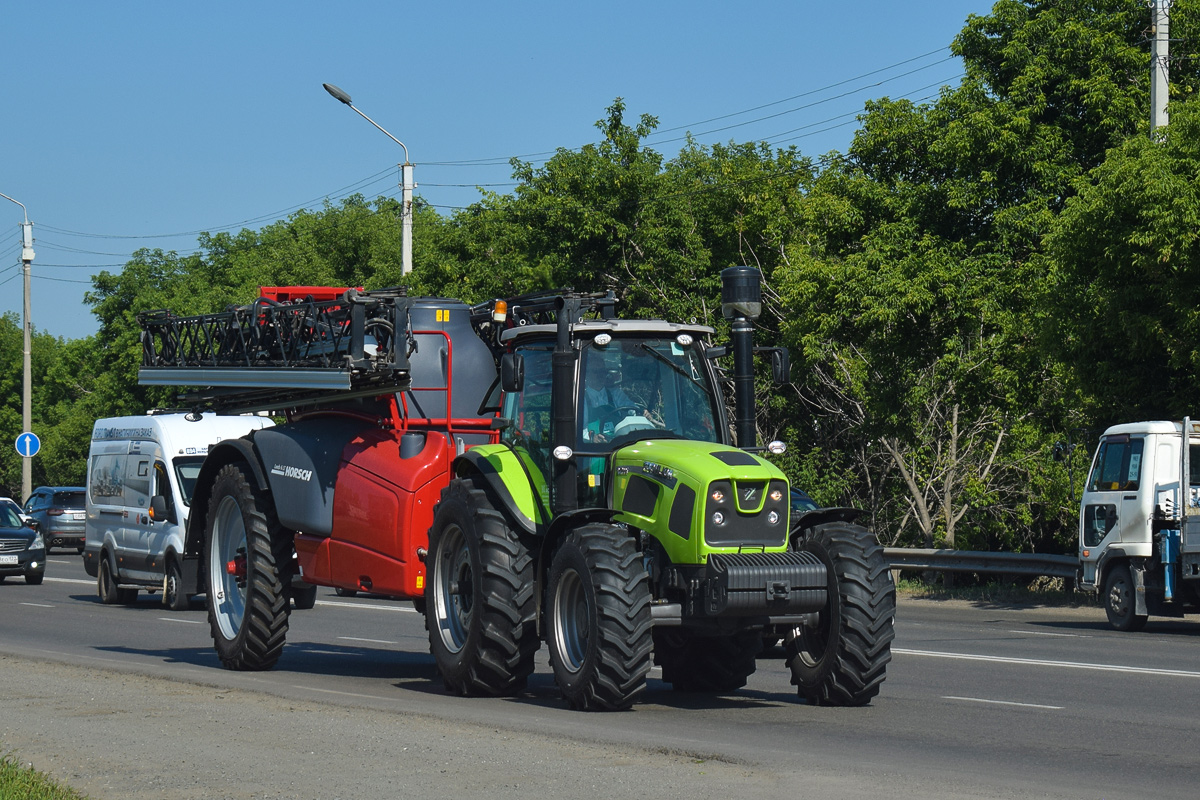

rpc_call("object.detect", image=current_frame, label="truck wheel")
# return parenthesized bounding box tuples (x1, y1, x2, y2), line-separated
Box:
(205, 463, 290, 670)
(164, 557, 190, 611)
(426, 478, 538, 696)
(1104, 563, 1148, 632)
(652, 629, 761, 693)
(546, 523, 652, 711)
(787, 521, 895, 706)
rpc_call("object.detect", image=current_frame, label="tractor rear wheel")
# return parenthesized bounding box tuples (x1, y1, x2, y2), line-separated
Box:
(787, 521, 894, 706)
(653, 629, 761, 693)
(546, 523, 652, 711)
(426, 478, 538, 696)
(205, 463, 291, 670)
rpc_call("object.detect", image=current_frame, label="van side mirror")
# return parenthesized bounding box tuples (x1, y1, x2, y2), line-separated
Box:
(501, 353, 525, 393)
(149, 495, 168, 522)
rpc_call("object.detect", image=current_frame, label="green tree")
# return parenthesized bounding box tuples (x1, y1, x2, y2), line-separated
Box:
(1046, 94, 1200, 422)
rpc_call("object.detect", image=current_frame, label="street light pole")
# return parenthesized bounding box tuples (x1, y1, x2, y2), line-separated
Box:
(1, 192, 35, 501)
(322, 83, 414, 275)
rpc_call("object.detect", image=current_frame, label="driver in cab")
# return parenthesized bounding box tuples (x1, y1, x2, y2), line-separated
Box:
(582, 355, 635, 443)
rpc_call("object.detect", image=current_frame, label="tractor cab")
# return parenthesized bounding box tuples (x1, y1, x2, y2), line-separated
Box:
(496, 319, 724, 511)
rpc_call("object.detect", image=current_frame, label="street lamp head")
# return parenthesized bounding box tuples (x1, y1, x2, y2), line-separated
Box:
(323, 83, 353, 106)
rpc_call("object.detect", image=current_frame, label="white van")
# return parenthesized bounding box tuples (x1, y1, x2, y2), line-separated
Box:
(83, 412, 273, 609)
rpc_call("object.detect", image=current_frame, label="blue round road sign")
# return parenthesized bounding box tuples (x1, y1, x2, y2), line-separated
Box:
(16, 432, 41, 458)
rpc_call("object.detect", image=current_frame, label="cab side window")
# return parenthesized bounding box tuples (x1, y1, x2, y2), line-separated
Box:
(1087, 437, 1144, 492)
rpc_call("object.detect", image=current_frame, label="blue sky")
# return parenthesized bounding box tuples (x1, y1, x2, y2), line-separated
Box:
(1, 1, 994, 341)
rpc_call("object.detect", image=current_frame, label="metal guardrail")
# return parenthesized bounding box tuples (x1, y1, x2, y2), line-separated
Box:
(884, 548, 1080, 580)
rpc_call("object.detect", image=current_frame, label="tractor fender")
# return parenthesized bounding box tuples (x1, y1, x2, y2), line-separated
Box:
(453, 447, 543, 535)
(183, 436, 270, 559)
(791, 506, 864, 536)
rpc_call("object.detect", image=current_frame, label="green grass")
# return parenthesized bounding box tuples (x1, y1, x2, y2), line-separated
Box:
(895, 575, 1102, 608)
(0, 754, 89, 800)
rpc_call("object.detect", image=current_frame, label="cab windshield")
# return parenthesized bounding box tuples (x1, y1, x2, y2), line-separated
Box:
(578, 336, 720, 450)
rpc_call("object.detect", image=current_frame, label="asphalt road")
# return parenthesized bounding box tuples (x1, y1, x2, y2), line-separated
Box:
(4, 553, 1200, 799)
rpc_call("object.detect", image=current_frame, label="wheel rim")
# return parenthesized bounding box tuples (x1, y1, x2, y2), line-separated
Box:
(433, 522, 473, 653)
(790, 600, 833, 670)
(552, 566, 589, 674)
(210, 495, 248, 640)
(166, 568, 180, 606)
(1108, 575, 1131, 618)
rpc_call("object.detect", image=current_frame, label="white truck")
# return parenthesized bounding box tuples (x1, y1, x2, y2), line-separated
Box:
(83, 412, 275, 609)
(1079, 419, 1200, 630)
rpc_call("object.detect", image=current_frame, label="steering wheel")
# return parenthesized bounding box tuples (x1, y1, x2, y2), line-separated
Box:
(598, 405, 639, 427)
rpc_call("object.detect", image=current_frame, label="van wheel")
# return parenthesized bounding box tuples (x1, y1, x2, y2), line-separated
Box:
(98, 556, 121, 604)
(292, 584, 318, 610)
(164, 558, 190, 611)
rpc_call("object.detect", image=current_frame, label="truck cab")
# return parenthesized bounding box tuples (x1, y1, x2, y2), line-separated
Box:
(1080, 420, 1200, 629)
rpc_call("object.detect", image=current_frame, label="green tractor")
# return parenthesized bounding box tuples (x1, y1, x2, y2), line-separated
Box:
(425, 267, 895, 710)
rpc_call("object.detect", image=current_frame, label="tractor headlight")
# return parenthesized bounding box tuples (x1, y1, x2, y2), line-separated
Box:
(767, 510, 780, 525)
(712, 511, 726, 526)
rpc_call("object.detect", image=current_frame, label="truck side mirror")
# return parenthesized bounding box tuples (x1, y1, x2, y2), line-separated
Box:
(501, 353, 524, 393)
(149, 495, 168, 522)
(771, 348, 791, 384)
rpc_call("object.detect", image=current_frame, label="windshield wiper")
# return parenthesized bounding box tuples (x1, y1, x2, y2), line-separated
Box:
(638, 343, 707, 389)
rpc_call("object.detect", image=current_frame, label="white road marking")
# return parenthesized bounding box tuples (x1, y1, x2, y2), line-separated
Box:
(315, 599, 417, 613)
(158, 617, 206, 624)
(296, 685, 389, 701)
(1008, 629, 1088, 638)
(338, 636, 397, 645)
(943, 695, 1064, 710)
(896, 648, 1200, 678)
(20, 602, 54, 608)
(44, 576, 94, 586)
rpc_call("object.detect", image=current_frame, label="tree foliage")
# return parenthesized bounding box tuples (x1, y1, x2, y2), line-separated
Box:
(6, 0, 1198, 556)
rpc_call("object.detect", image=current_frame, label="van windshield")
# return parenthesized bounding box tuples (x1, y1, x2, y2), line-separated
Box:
(172, 456, 207, 506)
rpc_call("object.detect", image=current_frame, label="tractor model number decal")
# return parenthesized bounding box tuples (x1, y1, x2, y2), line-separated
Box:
(642, 461, 674, 482)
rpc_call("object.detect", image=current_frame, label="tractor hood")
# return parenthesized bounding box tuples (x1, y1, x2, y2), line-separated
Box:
(610, 439, 791, 563)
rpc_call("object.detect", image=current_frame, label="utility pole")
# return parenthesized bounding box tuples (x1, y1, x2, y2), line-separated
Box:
(1, 192, 35, 501)
(1151, 0, 1172, 134)
(322, 83, 415, 275)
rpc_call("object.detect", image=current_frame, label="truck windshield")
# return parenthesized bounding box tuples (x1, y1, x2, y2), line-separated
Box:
(1087, 437, 1144, 492)
(172, 456, 207, 506)
(578, 336, 719, 450)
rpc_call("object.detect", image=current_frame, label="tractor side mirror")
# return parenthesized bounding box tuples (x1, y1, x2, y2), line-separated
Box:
(771, 348, 790, 384)
(501, 353, 525, 393)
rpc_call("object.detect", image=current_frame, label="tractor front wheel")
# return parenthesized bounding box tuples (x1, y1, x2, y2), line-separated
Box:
(426, 478, 538, 696)
(546, 523, 652, 711)
(787, 521, 894, 706)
